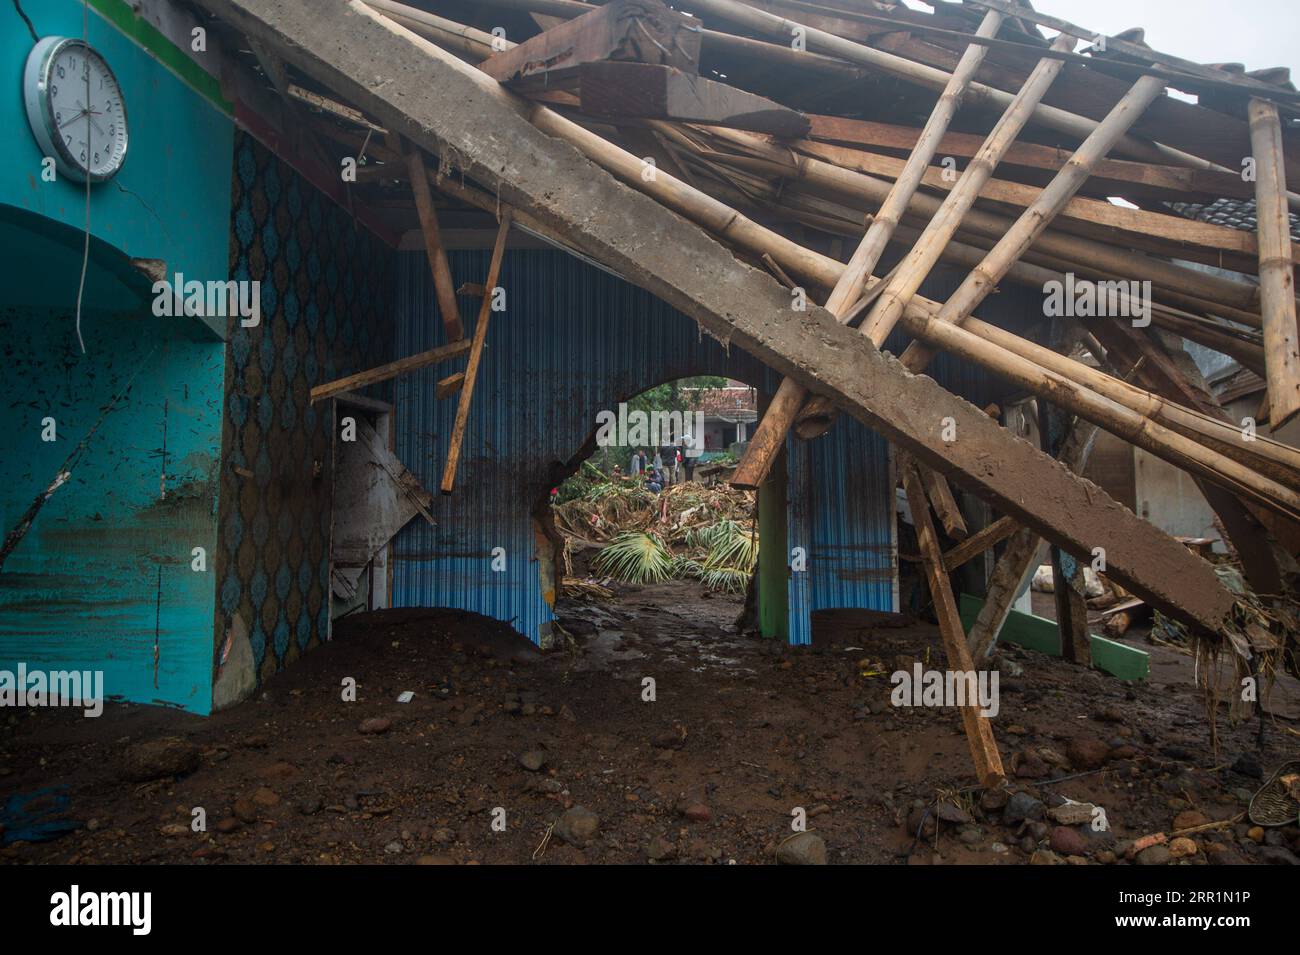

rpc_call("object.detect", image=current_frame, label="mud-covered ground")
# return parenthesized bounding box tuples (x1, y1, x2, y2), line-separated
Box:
(2, 580, 1298, 865)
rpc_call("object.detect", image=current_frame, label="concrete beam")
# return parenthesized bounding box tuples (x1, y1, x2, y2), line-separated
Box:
(191, 0, 1237, 635)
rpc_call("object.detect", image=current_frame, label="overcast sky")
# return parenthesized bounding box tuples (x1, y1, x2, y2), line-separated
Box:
(909, 0, 1300, 78)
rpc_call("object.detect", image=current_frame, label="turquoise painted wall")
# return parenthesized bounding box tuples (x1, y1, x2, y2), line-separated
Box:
(2, 0, 233, 336)
(0, 0, 233, 712)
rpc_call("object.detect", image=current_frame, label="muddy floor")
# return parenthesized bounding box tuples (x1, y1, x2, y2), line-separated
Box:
(2, 580, 1298, 865)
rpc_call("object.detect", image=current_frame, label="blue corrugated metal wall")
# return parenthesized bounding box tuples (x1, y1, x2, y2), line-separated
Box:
(391, 248, 899, 644)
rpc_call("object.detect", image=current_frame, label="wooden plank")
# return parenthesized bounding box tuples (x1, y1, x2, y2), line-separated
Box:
(806, 116, 1257, 202)
(942, 515, 1017, 572)
(901, 456, 1005, 787)
(435, 371, 466, 399)
(310, 339, 471, 404)
(1250, 98, 1300, 429)
(960, 594, 1150, 682)
(795, 138, 1278, 263)
(577, 61, 810, 138)
(201, 0, 1240, 636)
(479, 0, 700, 91)
(441, 212, 513, 495)
(919, 466, 968, 540)
(402, 138, 464, 341)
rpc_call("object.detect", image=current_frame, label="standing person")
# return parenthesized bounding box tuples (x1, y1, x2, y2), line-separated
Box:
(629, 449, 642, 477)
(652, 448, 664, 479)
(638, 449, 648, 476)
(673, 444, 684, 484)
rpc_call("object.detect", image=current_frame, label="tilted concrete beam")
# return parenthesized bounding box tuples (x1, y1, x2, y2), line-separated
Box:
(193, 0, 1236, 634)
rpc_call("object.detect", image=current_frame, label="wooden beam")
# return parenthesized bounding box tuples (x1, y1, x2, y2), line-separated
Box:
(942, 515, 1018, 572)
(435, 371, 466, 399)
(479, 0, 700, 91)
(1249, 97, 1300, 429)
(919, 466, 968, 540)
(576, 61, 810, 138)
(310, 339, 471, 403)
(200, 0, 1240, 636)
(901, 455, 1005, 787)
(805, 116, 1257, 204)
(441, 212, 513, 495)
(402, 138, 465, 341)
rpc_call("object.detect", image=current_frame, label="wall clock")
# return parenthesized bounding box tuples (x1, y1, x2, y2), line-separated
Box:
(23, 36, 129, 184)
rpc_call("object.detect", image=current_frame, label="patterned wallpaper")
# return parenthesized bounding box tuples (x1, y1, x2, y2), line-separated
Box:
(213, 131, 394, 694)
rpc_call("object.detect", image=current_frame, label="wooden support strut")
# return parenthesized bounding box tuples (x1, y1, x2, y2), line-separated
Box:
(901, 455, 1006, 787)
(401, 136, 465, 342)
(942, 515, 1018, 572)
(441, 211, 514, 495)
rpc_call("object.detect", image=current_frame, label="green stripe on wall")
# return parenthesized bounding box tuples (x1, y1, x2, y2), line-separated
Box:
(89, 0, 232, 115)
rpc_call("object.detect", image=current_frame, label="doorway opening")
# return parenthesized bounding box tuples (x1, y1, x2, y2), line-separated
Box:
(546, 377, 784, 646)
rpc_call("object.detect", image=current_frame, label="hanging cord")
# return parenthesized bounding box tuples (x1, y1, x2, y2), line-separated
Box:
(12, 0, 38, 42)
(72, 0, 91, 353)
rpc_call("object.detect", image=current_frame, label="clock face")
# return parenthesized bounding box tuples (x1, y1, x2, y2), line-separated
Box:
(23, 37, 128, 183)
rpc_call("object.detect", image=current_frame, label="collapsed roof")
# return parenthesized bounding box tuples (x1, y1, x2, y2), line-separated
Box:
(188, 0, 1300, 777)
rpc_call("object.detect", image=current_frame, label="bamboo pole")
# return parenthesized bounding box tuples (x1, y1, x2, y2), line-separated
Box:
(859, 33, 1075, 347)
(899, 74, 1168, 372)
(729, 6, 1004, 489)
(1248, 97, 1300, 428)
(897, 306, 1300, 523)
(900, 454, 1005, 787)
(441, 211, 513, 495)
(956, 313, 1300, 490)
(704, 125, 1270, 319)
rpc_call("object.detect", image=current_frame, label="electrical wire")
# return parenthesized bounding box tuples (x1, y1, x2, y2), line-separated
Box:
(11, 0, 38, 43)
(72, 0, 90, 353)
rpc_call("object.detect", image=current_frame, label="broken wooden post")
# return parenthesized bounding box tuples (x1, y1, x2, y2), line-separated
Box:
(435, 371, 466, 400)
(310, 339, 472, 404)
(919, 467, 968, 540)
(1248, 97, 1300, 428)
(441, 211, 513, 495)
(400, 136, 464, 341)
(901, 455, 1005, 787)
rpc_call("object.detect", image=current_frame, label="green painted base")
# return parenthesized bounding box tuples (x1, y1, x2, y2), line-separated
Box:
(959, 593, 1149, 682)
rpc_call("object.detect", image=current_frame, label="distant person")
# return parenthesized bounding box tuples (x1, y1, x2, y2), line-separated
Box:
(652, 448, 664, 478)
(646, 468, 663, 493)
(612, 464, 624, 480)
(637, 449, 648, 475)
(630, 450, 642, 477)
